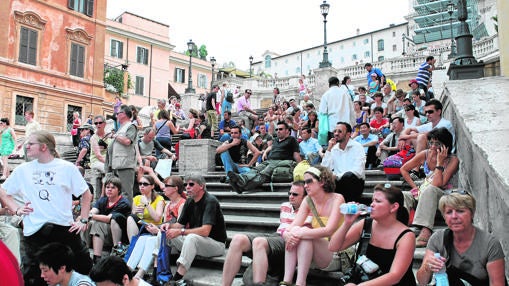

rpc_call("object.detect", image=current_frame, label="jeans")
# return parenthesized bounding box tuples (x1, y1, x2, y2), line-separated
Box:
(219, 133, 231, 142)
(220, 152, 251, 176)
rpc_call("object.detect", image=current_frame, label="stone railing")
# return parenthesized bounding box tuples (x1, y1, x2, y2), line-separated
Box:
(473, 34, 498, 58)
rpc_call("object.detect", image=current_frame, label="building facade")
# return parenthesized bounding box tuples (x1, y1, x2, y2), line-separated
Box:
(253, 23, 409, 78)
(0, 0, 108, 134)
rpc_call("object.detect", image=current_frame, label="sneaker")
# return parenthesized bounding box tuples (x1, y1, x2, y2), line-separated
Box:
(168, 279, 188, 286)
(219, 176, 229, 183)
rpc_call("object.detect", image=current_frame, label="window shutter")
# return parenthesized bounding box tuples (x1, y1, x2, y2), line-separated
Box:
(19, 27, 28, 63)
(110, 40, 116, 57)
(143, 48, 149, 65)
(174, 68, 177, 82)
(86, 0, 94, 17)
(68, 0, 75, 9)
(118, 41, 123, 59)
(77, 45, 85, 77)
(70, 43, 77, 75)
(28, 29, 37, 65)
(137, 47, 142, 63)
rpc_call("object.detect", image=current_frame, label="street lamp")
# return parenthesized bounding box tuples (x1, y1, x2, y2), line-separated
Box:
(319, 0, 332, 68)
(447, 2, 457, 59)
(249, 55, 253, 78)
(210, 56, 216, 89)
(185, 39, 195, 94)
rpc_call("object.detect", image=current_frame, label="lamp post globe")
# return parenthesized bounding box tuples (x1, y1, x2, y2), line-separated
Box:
(319, 0, 332, 68)
(249, 56, 254, 78)
(185, 39, 195, 94)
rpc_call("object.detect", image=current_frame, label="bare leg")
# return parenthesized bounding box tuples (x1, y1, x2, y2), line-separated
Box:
(110, 219, 122, 244)
(92, 235, 104, 257)
(252, 237, 270, 284)
(222, 234, 251, 286)
(283, 245, 297, 284)
(295, 240, 313, 286)
(126, 216, 140, 243)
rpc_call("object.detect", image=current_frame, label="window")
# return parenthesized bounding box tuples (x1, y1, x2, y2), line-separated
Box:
(353, 41, 356, 47)
(68, 0, 94, 17)
(15, 95, 34, 126)
(364, 51, 370, 58)
(378, 56, 385, 62)
(296, 67, 301, 74)
(19, 27, 38, 65)
(377, 39, 385, 51)
(136, 47, 149, 65)
(352, 54, 358, 60)
(70, 43, 85, 77)
(197, 73, 207, 88)
(175, 68, 185, 83)
(393, 44, 397, 52)
(66, 105, 82, 132)
(264, 55, 271, 68)
(110, 39, 123, 59)
(340, 44, 344, 50)
(135, 76, 144, 95)
(393, 31, 396, 37)
(341, 57, 344, 63)
(363, 39, 369, 44)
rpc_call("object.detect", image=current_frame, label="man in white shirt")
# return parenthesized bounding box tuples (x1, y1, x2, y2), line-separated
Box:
(319, 77, 355, 141)
(321, 122, 365, 202)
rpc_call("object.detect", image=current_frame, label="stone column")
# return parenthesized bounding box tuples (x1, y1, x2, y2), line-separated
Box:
(311, 67, 337, 105)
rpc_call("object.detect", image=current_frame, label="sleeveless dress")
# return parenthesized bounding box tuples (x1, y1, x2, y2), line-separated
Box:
(365, 229, 416, 286)
(0, 128, 15, 156)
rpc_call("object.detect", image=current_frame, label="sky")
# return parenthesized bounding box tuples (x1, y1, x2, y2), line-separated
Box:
(107, 0, 410, 70)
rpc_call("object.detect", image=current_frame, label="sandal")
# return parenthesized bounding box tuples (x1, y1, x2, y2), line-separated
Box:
(279, 282, 292, 286)
(415, 227, 432, 248)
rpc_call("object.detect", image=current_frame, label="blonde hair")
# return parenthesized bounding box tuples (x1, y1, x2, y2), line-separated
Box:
(31, 130, 60, 158)
(438, 192, 476, 218)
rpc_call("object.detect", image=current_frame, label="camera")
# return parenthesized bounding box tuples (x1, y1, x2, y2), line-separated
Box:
(98, 139, 108, 149)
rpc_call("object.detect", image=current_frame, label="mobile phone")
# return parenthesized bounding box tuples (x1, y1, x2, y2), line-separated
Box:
(138, 220, 148, 226)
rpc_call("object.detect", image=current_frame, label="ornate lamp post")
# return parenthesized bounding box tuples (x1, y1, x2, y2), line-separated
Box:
(210, 56, 216, 89)
(185, 39, 195, 94)
(249, 55, 253, 78)
(447, 0, 484, 79)
(319, 0, 332, 68)
(447, 2, 457, 59)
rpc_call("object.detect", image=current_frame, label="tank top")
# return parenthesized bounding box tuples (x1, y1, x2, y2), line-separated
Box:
(155, 120, 171, 139)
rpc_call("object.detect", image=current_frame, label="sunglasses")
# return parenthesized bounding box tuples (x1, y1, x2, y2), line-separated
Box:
(427, 141, 443, 148)
(164, 184, 176, 188)
(304, 178, 315, 185)
(94, 122, 104, 125)
(444, 189, 470, 196)
(424, 110, 435, 114)
(276, 128, 286, 131)
(138, 182, 152, 186)
(288, 192, 299, 197)
(184, 182, 195, 187)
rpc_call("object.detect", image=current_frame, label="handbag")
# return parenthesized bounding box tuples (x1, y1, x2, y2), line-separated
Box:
(341, 218, 382, 284)
(156, 232, 173, 285)
(318, 112, 329, 146)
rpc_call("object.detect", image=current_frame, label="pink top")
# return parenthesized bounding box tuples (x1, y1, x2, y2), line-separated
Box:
(236, 96, 250, 112)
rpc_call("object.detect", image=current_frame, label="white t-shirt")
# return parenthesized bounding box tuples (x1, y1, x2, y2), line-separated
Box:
(416, 117, 456, 150)
(2, 158, 89, 236)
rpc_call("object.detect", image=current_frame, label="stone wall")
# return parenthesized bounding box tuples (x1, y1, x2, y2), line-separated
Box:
(440, 77, 509, 278)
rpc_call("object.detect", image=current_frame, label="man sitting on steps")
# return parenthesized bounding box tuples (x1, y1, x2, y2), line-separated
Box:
(221, 181, 311, 286)
(228, 121, 301, 194)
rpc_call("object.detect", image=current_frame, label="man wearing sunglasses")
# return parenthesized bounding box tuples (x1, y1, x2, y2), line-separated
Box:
(160, 174, 226, 286)
(228, 121, 301, 194)
(216, 126, 260, 183)
(398, 99, 455, 155)
(222, 181, 310, 286)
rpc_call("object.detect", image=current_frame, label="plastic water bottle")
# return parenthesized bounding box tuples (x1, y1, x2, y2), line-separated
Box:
(340, 203, 371, 215)
(434, 253, 449, 286)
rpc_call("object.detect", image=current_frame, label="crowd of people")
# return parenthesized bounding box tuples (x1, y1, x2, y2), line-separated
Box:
(0, 61, 506, 286)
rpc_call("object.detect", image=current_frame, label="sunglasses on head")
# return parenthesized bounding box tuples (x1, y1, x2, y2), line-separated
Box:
(138, 182, 152, 186)
(184, 182, 195, 187)
(444, 189, 470, 196)
(288, 191, 299, 197)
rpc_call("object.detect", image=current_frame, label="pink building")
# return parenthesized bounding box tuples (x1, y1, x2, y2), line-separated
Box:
(105, 12, 213, 108)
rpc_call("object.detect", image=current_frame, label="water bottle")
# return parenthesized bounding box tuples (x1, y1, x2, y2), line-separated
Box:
(340, 203, 371, 215)
(434, 253, 449, 286)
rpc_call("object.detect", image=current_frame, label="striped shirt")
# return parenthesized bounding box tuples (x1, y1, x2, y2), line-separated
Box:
(277, 202, 312, 234)
(416, 62, 432, 86)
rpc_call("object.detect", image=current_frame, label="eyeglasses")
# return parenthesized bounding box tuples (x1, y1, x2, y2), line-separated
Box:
(164, 184, 176, 188)
(184, 182, 195, 187)
(444, 189, 470, 196)
(94, 122, 104, 125)
(276, 128, 286, 131)
(424, 110, 435, 115)
(304, 178, 315, 185)
(138, 182, 152, 186)
(288, 192, 300, 197)
(116, 111, 125, 115)
(427, 141, 443, 148)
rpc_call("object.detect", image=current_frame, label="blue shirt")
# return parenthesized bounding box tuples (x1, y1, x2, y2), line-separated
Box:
(219, 119, 237, 131)
(366, 67, 384, 86)
(416, 62, 432, 86)
(354, 133, 379, 154)
(299, 137, 322, 159)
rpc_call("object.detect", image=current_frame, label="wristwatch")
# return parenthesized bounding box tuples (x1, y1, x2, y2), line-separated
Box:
(181, 228, 185, 236)
(80, 218, 89, 224)
(435, 166, 445, 172)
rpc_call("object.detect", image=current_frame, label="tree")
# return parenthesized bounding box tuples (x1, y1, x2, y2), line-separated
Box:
(104, 66, 132, 96)
(199, 45, 208, 60)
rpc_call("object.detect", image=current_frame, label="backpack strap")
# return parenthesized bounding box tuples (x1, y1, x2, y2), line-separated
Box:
(356, 217, 373, 258)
